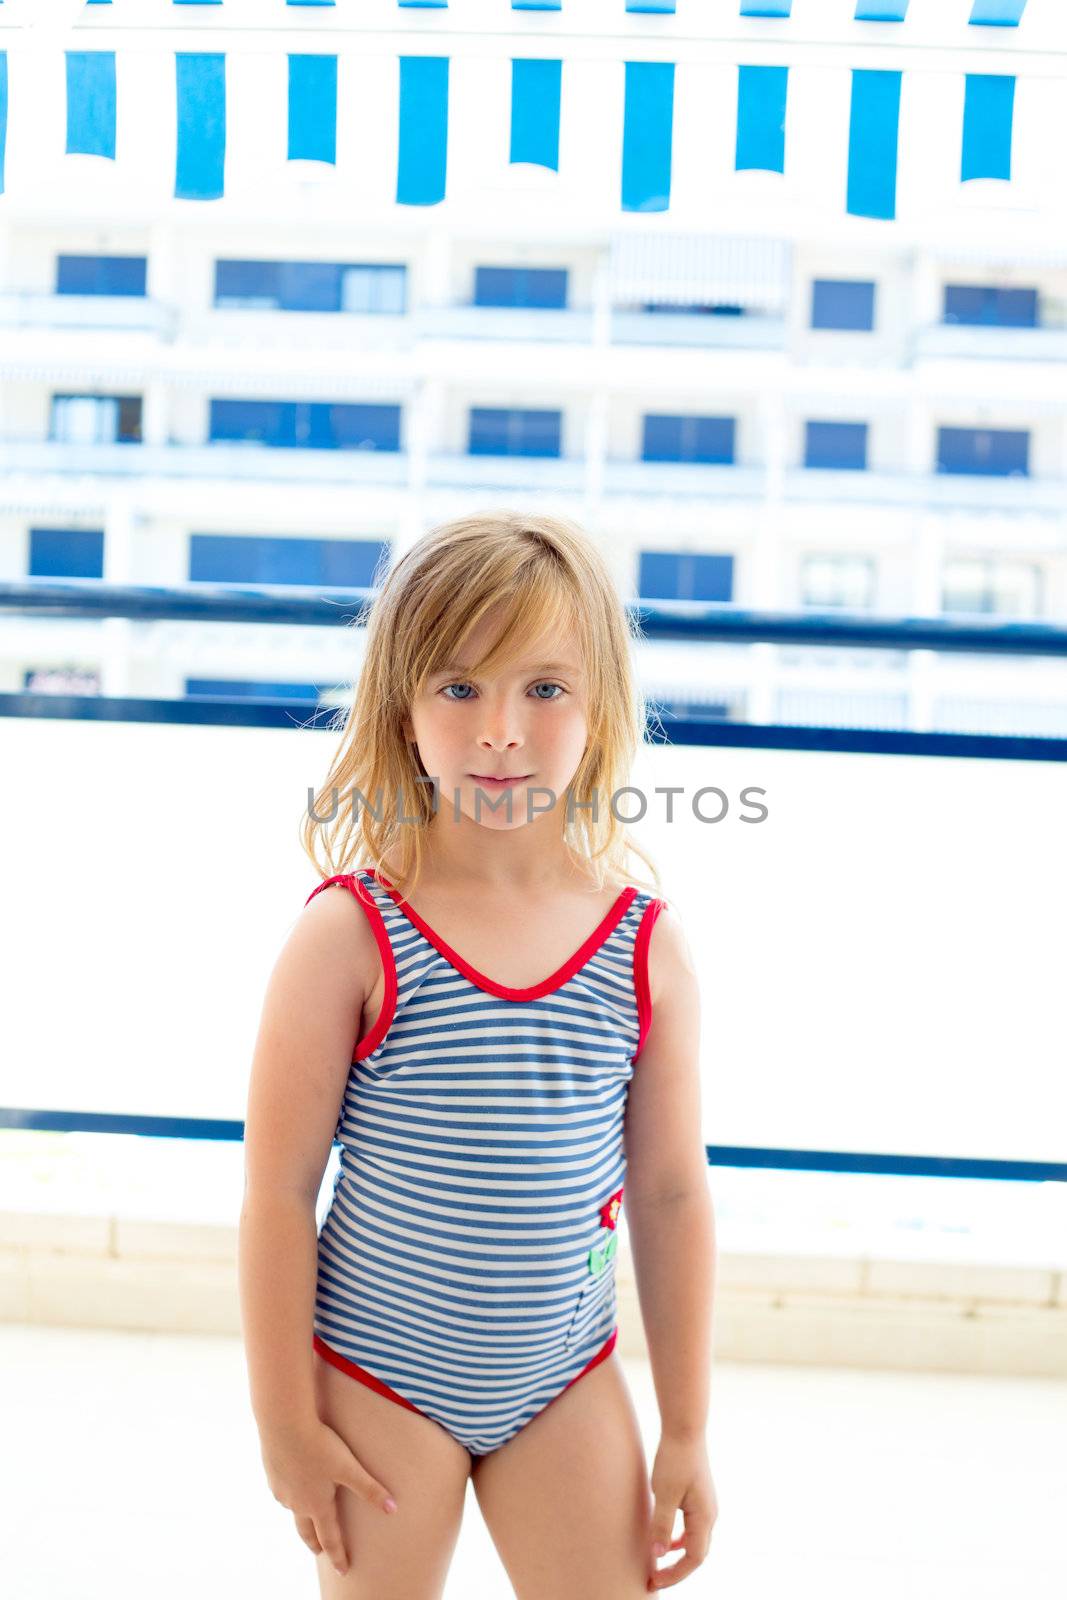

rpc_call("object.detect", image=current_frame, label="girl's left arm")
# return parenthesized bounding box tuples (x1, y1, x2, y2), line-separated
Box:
(623, 902, 718, 1591)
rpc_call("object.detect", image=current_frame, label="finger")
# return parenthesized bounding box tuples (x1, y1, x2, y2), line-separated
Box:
(649, 1545, 703, 1589)
(293, 1514, 322, 1555)
(649, 1503, 679, 1557)
(314, 1511, 350, 1578)
(649, 1527, 714, 1589)
(341, 1460, 399, 1516)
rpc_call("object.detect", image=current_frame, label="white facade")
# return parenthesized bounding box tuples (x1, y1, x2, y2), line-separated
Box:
(1, 0, 1066, 729)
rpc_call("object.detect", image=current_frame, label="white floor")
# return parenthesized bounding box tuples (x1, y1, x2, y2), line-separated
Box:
(2, 1324, 1065, 1600)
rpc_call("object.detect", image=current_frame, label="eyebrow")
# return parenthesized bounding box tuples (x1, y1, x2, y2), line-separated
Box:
(434, 660, 579, 676)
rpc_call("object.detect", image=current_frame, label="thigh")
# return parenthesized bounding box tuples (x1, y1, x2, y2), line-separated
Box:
(312, 1348, 473, 1600)
(470, 1352, 653, 1600)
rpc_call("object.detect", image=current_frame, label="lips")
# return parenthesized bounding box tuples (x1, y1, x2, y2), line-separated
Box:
(469, 773, 532, 784)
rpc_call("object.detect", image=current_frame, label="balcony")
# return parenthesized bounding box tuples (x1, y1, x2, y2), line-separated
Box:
(913, 322, 1067, 364)
(0, 292, 176, 337)
(0, 439, 410, 487)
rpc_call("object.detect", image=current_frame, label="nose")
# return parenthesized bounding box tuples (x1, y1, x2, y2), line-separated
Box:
(476, 694, 525, 755)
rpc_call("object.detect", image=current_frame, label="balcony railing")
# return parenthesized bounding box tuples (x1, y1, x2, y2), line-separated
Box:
(1, 583, 1064, 1185)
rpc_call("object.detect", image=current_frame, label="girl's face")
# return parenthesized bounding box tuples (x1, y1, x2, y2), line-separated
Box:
(402, 612, 589, 831)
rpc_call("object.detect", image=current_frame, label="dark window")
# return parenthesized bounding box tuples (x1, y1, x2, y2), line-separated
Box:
(804, 420, 868, 470)
(29, 528, 105, 578)
(811, 279, 876, 331)
(23, 666, 101, 694)
(189, 534, 389, 587)
(56, 255, 147, 297)
(473, 267, 568, 309)
(639, 301, 745, 316)
(213, 260, 407, 313)
(936, 427, 1029, 476)
(468, 407, 562, 457)
(943, 285, 1038, 328)
(638, 550, 734, 602)
(50, 394, 142, 443)
(208, 400, 401, 451)
(185, 678, 331, 702)
(642, 415, 735, 464)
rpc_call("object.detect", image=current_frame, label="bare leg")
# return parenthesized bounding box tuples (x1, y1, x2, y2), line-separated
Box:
(312, 1349, 473, 1600)
(470, 1352, 653, 1600)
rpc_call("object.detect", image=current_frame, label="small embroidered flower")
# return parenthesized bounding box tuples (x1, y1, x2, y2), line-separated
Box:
(599, 1187, 624, 1231)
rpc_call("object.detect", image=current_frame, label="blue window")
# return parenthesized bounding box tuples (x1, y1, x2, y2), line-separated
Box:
(208, 401, 401, 451)
(29, 528, 105, 579)
(50, 394, 142, 443)
(804, 421, 868, 470)
(642, 415, 735, 464)
(936, 427, 1029, 476)
(189, 534, 389, 587)
(214, 260, 407, 313)
(56, 255, 147, 296)
(473, 267, 568, 309)
(811, 279, 876, 331)
(943, 284, 1037, 327)
(468, 408, 561, 456)
(639, 550, 734, 603)
(185, 678, 330, 701)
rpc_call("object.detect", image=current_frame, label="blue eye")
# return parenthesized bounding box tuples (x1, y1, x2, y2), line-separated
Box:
(439, 681, 566, 703)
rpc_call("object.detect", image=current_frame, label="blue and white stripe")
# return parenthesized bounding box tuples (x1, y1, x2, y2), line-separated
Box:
(0, 1, 1054, 218)
(310, 867, 659, 1456)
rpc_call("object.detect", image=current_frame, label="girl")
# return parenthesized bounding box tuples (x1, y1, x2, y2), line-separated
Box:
(238, 510, 718, 1598)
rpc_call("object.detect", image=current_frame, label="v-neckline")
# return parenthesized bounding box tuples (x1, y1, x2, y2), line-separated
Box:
(364, 868, 638, 1001)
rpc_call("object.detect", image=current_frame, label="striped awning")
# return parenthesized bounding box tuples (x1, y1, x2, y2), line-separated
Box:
(609, 233, 793, 311)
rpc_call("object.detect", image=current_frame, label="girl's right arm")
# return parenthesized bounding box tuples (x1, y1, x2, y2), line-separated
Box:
(237, 883, 397, 1573)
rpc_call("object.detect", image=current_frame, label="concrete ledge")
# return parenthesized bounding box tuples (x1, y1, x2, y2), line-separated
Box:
(2, 1210, 1064, 1377)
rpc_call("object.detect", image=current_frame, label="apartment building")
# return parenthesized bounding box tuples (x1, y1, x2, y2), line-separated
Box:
(1, 0, 1064, 730)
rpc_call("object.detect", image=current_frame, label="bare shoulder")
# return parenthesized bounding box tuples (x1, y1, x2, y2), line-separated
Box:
(242, 876, 380, 1200)
(644, 897, 698, 1007)
(296, 874, 381, 986)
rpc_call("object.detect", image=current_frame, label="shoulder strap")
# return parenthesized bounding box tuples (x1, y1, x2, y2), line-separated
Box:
(633, 896, 667, 1062)
(303, 871, 398, 1059)
(304, 871, 373, 911)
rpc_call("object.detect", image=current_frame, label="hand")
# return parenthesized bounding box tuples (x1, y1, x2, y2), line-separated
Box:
(258, 1415, 399, 1578)
(646, 1432, 718, 1591)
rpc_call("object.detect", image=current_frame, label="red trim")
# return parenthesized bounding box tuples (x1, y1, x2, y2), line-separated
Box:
(304, 872, 398, 1060)
(312, 1334, 426, 1415)
(633, 898, 666, 1062)
(549, 1326, 618, 1408)
(366, 869, 638, 1002)
(313, 1326, 619, 1446)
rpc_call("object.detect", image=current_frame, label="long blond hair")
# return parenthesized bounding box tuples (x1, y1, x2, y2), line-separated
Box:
(300, 508, 662, 904)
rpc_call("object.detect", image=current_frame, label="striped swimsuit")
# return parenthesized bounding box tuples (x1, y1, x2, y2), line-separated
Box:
(304, 866, 665, 1458)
